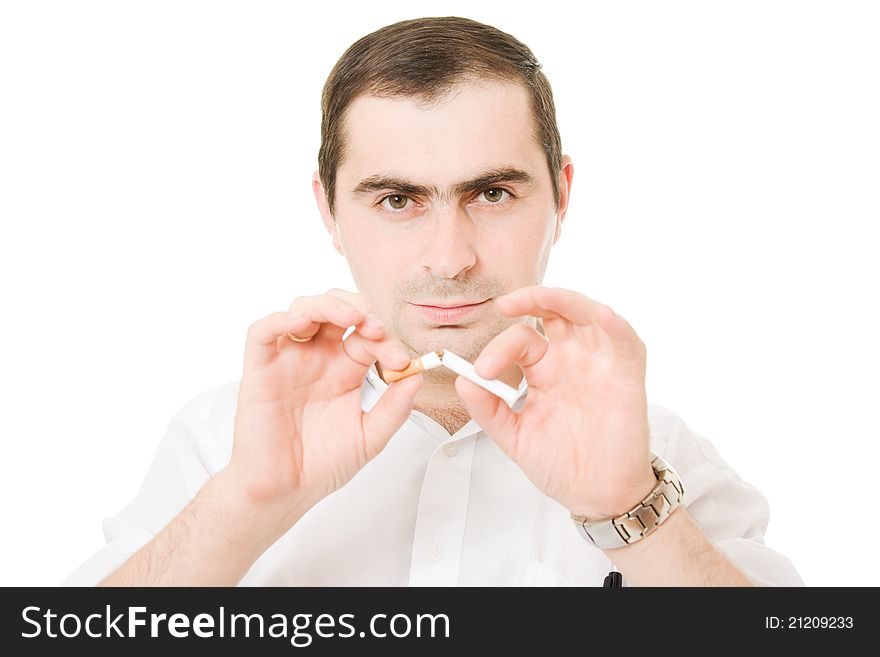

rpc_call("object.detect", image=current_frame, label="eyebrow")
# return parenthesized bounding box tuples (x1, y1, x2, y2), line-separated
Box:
(351, 167, 535, 199)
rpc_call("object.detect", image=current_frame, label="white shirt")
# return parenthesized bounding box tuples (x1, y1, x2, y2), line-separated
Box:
(62, 365, 803, 586)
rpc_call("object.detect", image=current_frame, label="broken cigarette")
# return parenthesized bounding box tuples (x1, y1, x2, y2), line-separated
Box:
(440, 349, 521, 408)
(379, 348, 521, 408)
(381, 350, 444, 382)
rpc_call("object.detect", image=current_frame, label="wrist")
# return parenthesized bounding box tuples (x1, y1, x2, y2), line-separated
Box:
(568, 466, 657, 521)
(570, 454, 686, 551)
(211, 467, 315, 559)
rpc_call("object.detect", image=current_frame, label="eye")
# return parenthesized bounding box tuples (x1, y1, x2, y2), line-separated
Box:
(380, 194, 412, 212)
(478, 188, 511, 204)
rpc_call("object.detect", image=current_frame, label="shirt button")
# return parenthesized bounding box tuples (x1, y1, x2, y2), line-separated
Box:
(444, 443, 458, 458)
(430, 543, 444, 561)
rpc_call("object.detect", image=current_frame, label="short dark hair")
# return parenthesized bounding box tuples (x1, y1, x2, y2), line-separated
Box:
(318, 16, 562, 215)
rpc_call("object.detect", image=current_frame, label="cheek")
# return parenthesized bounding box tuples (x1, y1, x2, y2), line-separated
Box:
(339, 206, 414, 255)
(484, 210, 556, 283)
(337, 209, 385, 263)
(484, 206, 554, 257)
(337, 219, 410, 308)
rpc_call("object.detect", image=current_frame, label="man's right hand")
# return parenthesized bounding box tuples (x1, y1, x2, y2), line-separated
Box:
(97, 290, 421, 586)
(225, 289, 420, 527)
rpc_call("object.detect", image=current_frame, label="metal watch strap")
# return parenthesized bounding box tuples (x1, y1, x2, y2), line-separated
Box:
(571, 454, 686, 550)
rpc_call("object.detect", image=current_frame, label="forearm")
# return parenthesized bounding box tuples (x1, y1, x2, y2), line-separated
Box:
(604, 506, 754, 587)
(98, 468, 308, 586)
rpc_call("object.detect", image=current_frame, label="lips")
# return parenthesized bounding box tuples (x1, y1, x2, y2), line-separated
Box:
(410, 299, 490, 324)
(413, 300, 488, 309)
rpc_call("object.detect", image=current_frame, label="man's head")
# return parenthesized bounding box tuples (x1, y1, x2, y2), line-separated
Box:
(312, 16, 573, 381)
(317, 16, 565, 216)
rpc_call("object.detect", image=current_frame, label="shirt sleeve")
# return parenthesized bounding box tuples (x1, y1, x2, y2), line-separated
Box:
(650, 406, 804, 587)
(60, 415, 216, 586)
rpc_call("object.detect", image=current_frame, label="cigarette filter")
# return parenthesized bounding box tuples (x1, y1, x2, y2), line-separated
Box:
(440, 349, 521, 407)
(381, 350, 443, 383)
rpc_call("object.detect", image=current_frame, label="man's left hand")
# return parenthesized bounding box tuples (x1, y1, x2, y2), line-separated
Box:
(455, 285, 656, 520)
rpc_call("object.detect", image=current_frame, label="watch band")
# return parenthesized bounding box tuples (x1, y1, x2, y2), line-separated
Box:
(571, 454, 685, 550)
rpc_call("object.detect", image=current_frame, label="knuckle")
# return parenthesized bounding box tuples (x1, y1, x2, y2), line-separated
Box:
(287, 294, 325, 312)
(388, 340, 409, 356)
(328, 288, 373, 312)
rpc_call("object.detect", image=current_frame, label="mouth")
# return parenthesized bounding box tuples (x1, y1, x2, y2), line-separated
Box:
(409, 299, 490, 324)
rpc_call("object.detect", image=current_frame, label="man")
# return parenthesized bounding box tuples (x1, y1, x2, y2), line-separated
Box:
(63, 16, 802, 586)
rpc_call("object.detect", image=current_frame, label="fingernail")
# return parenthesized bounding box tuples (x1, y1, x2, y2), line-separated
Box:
(366, 312, 383, 328)
(476, 355, 494, 375)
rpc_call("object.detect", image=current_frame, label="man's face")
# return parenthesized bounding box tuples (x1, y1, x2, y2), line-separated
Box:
(315, 79, 571, 380)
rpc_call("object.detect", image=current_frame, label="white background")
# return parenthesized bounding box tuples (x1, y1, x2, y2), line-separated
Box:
(1, 1, 877, 586)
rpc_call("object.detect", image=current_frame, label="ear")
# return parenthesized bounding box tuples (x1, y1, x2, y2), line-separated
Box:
(552, 155, 574, 245)
(312, 170, 345, 256)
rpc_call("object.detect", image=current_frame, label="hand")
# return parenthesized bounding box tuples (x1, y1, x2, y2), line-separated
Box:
(227, 288, 421, 524)
(454, 285, 656, 520)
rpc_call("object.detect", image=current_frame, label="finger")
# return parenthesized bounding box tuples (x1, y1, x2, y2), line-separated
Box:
(454, 374, 519, 458)
(323, 288, 371, 314)
(361, 374, 424, 460)
(324, 289, 411, 373)
(244, 311, 316, 369)
(473, 322, 550, 385)
(341, 329, 413, 372)
(324, 288, 387, 341)
(495, 285, 602, 330)
(596, 305, 647, 363)
(285, 295, 366, 343)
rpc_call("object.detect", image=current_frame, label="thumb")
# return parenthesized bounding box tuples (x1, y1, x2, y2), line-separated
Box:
(454, 375, 519, 456)
(361, 374, 423, 459)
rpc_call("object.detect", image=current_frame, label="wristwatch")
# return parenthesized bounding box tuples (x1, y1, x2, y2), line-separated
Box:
(571, 454, 686, 550)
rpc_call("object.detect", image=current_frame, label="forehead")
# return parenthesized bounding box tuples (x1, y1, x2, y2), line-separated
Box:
(338, 80, 544, 186)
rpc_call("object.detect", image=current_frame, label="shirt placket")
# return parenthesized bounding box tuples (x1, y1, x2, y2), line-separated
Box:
(408, 434, 477, 586)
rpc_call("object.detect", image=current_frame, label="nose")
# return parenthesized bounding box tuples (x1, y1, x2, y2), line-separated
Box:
(418, 204, 477, 279)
